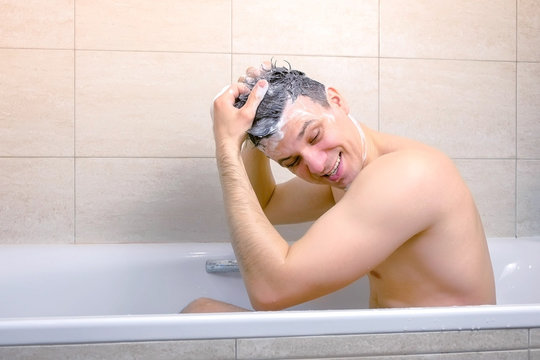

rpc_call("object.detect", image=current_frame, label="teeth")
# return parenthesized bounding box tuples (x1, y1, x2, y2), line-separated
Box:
(327, 153, 341, 176)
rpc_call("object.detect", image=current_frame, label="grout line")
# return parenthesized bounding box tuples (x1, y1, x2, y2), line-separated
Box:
(0, 156, 218, 160)
(73, 0, 77, 245)
(378, 0, 381, 132)
(3, 156, 537, 161)
(515, 0, 519, 238)
(1, 45, 539, 65)
(230, 0, 234, 83)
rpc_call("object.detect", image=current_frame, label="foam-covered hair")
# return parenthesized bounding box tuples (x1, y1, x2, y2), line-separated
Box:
(234, 61, 329, 146)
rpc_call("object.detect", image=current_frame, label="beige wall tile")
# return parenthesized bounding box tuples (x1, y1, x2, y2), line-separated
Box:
(517, 62, 540, 158)
(233, 55, 379, 130)
(233, 1, 378, 57)
(0, 49, 74, 156)
(380, 59, 516, 158)
(76, 52, 230, 157)
(381, 0, 516, 61)
(517, 160, 540, 236)
(456, 160, 516, 237)
(76, 0, 230, 52)
(518, 0, 540, 61)
(0, 0, 74, 49)
(0, 158, 74, 244)
(76, 158, 228, 243)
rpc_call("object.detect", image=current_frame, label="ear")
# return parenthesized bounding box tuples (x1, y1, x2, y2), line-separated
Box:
(326, 87, 350, 114)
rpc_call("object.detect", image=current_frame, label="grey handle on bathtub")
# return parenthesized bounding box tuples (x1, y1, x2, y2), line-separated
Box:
(206, 259, 240, 273)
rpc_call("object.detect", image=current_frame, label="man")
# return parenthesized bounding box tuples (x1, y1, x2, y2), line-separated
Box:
(182, 62, 495, 313)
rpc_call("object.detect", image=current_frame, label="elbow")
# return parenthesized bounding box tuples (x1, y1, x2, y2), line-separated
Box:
(250, 296, 288, 312)
(247, 285, 292, 311)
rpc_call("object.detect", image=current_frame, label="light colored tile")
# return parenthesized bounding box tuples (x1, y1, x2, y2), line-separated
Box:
(518, 0, 540, 61)
(380, 59, 516, 159)
(517, 62, 540, 158)
(381, 0, 516, 61)
(312, 350, 529, 359)
(0, 0, 74, 48)
(0, 158, 74, 244)
(0, 340, 236, 360)
(232, 0, 378, 57)
(76, 51, 230, 157)
(532, 328, 540, 348)
(233, 55, 379, 131)
(532, 349, 540, 360)
(529, 327, 540, 349)
(75, 0, 230, 52)
(0, 49, 74, 156)
(76, 158, 228, 243)
(237, 330, 529, 359)
(517, 160, 540, 236)
(455, 160, 516, 237)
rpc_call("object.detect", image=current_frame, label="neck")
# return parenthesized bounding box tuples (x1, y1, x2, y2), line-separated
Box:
(348, 114, 368, 169)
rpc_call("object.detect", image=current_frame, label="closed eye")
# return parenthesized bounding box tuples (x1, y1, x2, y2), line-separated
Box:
(284, 156, 300, 168)
(309, 129, 321, 144)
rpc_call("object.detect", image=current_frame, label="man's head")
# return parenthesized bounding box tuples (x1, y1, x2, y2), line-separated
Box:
(235, 61, 365, 189)
(234, 62, 330, 147)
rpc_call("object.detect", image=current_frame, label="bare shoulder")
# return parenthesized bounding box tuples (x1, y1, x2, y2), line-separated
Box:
(341, 147, 463, 235)
(354, 146, 460, 195)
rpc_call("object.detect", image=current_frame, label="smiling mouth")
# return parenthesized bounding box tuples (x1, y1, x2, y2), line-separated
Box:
(326, 153, 342, 177)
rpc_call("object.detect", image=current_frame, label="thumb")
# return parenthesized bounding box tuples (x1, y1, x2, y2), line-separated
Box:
(240, 79, 268, 118)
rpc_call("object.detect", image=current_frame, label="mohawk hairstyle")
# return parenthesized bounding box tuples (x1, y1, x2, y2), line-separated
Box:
(234, 61, 329, 146)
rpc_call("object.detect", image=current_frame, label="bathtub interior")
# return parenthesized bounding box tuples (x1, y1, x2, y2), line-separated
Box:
(0, 237, 539, 319)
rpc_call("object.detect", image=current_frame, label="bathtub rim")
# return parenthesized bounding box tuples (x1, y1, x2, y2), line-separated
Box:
(1, 304, 539, 346)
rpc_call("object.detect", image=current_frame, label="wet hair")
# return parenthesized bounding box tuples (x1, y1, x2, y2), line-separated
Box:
(234, 61, 330, 146)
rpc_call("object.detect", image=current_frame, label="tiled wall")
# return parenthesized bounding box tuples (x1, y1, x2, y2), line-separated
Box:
(0, 328, 539, 359)
(0, 0, 539, 244)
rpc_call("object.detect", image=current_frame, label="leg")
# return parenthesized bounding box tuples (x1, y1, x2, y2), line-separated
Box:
(180, 297, 250, 313)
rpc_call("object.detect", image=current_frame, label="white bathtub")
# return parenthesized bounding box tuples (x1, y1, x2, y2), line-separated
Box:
(0, 237, 539, 346)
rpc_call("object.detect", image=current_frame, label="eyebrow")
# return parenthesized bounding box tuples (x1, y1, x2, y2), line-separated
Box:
(277, 120, 316, 166)
(297, 120, 315, 140)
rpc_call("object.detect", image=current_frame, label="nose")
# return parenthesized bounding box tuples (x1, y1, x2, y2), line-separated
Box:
(302, 148, 326, 175)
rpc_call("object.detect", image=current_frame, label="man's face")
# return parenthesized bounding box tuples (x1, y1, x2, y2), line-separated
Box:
(260, 93, 365, 189)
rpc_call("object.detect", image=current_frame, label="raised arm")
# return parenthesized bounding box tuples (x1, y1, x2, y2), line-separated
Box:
(241, 141, 276, 210)
(211, 79, 433, 311)
(211, 80, 291, 310)
(242, 141, 336, 225)
(238, 66, 335, 225)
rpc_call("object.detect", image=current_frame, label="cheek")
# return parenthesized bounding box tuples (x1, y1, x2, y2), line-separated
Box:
(290, 166, 312, 181)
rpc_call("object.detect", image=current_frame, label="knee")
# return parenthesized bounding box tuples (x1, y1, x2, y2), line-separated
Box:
(180, 297, 248, 313)
(181, 297, 216, 313)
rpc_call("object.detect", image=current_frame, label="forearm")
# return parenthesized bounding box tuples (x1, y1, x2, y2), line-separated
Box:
(241, 140, 276, 209)
(216, 141, 290, 308)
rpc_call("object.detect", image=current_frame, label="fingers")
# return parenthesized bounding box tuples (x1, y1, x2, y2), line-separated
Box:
(211, 82, 251, 119)
(211, 77, 267, 121)
(240, 79, 268, 117)
(238, 61, 272, 83)
(246, 66, 260, 78)
(238, 67, 259, 84)
(261, 61, 272, 71)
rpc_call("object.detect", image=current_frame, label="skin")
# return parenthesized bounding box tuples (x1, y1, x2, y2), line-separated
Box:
(183, 70, 496, 312)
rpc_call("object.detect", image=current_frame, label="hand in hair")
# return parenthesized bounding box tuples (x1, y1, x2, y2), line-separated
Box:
(211, 79, 269, 149)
